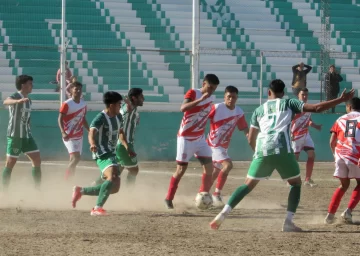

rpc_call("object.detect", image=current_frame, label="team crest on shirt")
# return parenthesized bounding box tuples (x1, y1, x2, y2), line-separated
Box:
(13, 148, 19, 154)
(182, 153, 187, 160)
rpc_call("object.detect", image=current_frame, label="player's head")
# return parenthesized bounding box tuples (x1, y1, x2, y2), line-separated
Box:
(69, 81, 82, 99)
(103, 91, 123, 115)
(70, 76, 77, 83)
(128, 88, 144, 107)
(346, 97, 360, 113)
(268, 79, 285, 98)
(202, 74, 219, 95)
(224, 85, 238, 109)
(297, 88, 309, 103)
(16, 75, 33, 93)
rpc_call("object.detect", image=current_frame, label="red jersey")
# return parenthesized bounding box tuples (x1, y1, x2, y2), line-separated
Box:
(178, 89, 214, 140)
(59, 98, 87, 140)
(207, 103, 248, 148)
(330, 111, 360, 165)
(291, 112, 312, 141)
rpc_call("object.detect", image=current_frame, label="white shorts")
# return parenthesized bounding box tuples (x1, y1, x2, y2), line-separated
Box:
(292, 133, 314, 154)
(63, 138, 83, 155)
(334, 159, 360, 179)
(176, 136, 212, 163)
(211, 146, 230, 169)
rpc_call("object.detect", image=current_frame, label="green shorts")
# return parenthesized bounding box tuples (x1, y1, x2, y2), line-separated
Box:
(247, 153, 300, 181)
(116, 143, 138, 168)
(96, 153, 119, 177)
(6, 137, 39, 158)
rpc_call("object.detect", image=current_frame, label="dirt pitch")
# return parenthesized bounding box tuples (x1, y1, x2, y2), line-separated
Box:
(0, 160, 360, 256)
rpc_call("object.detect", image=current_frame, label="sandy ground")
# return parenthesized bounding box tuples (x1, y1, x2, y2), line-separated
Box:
(0, 160, 360, 256)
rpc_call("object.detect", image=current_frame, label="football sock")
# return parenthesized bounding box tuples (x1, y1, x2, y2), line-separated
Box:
(32, 167, 41, 188)
(82, 184, 102, 196)
(2, 167, 12, 189)
(212, 167, 221, 184)
(165, 176, 180, 201)
(348, 185, 360, 210)
(199, 173, 212, 192)
(96, 180, 113, 207)
(287, 184, 301, 213)
(305, 158, 314, 181)
(215, 171, 228, 194)
(227, 184, 250, 209)
(328, 187, 346, 214)
(286, 211, 295, 222)
(221, 204, 232, 215)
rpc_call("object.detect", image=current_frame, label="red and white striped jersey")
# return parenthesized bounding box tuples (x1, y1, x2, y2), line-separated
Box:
(178, 89, 214, 140)
(331, 111, 360, 165)
(291, 112, 312, 141)
(207, 103, 248, 148)
(59, 98, 87, 140)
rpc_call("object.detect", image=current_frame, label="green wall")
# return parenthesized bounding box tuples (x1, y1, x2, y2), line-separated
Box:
(0, 109, 341, 162)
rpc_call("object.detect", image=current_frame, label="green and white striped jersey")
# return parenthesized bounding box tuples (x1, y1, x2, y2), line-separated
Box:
(118, 103, 139, 145)
(90, 111, 123, 159)
(7, 92, 32, 138)
(251, 98, 304, 158)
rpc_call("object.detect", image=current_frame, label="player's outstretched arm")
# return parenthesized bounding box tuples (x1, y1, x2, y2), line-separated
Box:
(180, 92, 210, 112)
(303, 88, 355, 113)
(247, 127, 259, 152)
(3, 97, 29, 105)
(329, 133, 337, 155)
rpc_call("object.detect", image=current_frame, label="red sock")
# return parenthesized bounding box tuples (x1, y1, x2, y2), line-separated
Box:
(199, 173, 212, 193)
(348, 185, 360, 210)
(214, 171, 228, 195)
(165, 176, 180, 201)
(328, 188, 346, 214)
(305, 158, 314, 181)
(212, 167, 221, 184)
(64, 169, 71, 180)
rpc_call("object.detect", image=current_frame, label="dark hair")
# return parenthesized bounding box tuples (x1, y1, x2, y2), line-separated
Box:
(69, 81, 82, 89)
(128, 88, 143, 101)
(225, 85, 238, 94)
(347, 97, 360, 110)
(268, 79, 285, 94)
(329, 64, 335, 69)
(298, 88, 309, 93)
(203, 74, 220, 85)
(16, 75, 33, 90)
(103, 91, 123, 107)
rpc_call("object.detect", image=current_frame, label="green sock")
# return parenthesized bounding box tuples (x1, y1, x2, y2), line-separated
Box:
(96, 180, 113, 207)
(2, 167, 13, 189)
(32, 167, 41, 188)
(227, 184, 250, 209)
(287, 184, 301, 213)
(82, 184, 103, 196)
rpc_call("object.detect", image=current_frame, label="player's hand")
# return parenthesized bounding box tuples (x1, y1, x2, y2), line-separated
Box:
(62, 132, 69, 141)
(90, 144, 97, 152)
(17, 98, 29, 104)
(127, 149, 137, 158)
(316, 124, 322, 131)
(200, 92, 210, 101)
(339, 88, 355, 102)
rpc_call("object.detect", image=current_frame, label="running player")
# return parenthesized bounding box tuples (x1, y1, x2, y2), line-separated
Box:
(71, 91, 129, 216)
(2, 75, 42, 190)
(58, 81, 89, 180)
(116, 88, 144, 186)
(325, 97, 360, 224)
(291, 88, 322, 187)
(209, 79, 354, 232)
(164, 74, 220, 209)
(207, 85, 248, 207)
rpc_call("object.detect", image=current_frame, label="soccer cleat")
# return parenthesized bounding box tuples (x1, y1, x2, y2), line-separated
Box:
(210, 212, 226, 230)
(71, 186, 82, 208)
(324, 213, 336, 224)
(90, 207, 108, 216)
(212, 194, 225, 208)
(164, 199, 174, 210)
(282, 219, 303, 232)
(341, 210, 353, 224)
(303, 179, 318, 188)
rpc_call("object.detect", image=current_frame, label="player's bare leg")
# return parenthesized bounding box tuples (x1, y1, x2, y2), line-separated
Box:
(26, 151, 42, 189)
(164, 163, 188, 209)
(325, 178, 350, 224)
(2, 156, 18, 191)
(65, 152, 80, 180)
(212, 160, 233, 207)
(303, 149, 317, 187)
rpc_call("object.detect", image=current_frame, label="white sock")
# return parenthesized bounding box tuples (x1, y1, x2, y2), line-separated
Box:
(286, 211, 294, 222)
(215, 188, 221, 194)
(346, 208, 352, 213)
(95, 205, 101, 210)
(221, 204, 232, 215)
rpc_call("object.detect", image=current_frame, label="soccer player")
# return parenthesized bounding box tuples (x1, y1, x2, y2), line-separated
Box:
(209, 79, 354, 232)
(58, 81, 89, 180)
(207, 85, 248, 207)
(116, 88, 144, 186)
(164, 74, 220, 209)
(71, 91, 129, 216)
(325, 97, 360, 224)
(2, 75, 42, 190)
(291, 88, 322, 187)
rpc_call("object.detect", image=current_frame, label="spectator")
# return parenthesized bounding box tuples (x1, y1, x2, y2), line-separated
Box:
(291, 62, 312, 96)
(325, 65, 343, 113)
(56, 61, 73, 86)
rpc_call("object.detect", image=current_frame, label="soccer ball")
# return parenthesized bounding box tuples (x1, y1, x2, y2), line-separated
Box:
(195, 192, 213, 210)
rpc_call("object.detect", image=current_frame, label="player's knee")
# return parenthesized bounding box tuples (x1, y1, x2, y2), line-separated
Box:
(223, 161, 233, 173)
(198, 157, 212, 166)
(70, 153, 81, 165)
(29, 153, 41, 166)
(5, 157, 17, 168)
(175, 163, 188, 178)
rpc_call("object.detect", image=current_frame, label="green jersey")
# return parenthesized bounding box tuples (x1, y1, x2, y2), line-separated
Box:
(7, 92, 32, 138)
(90, 110, 123, 159)
(118, 103, 139, 145)
(250, 98, 304, 158)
